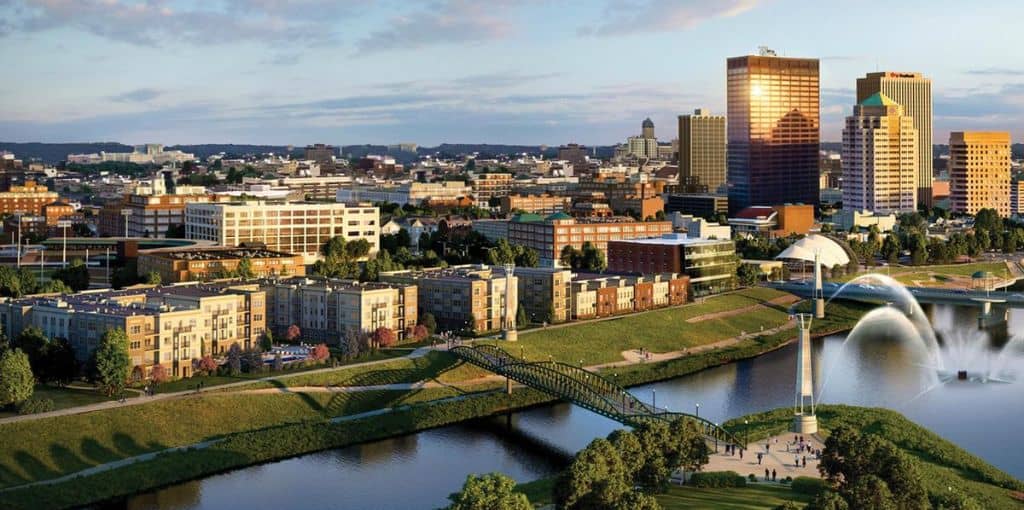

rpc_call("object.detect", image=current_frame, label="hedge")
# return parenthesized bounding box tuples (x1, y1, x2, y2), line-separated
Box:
(689, 471, 747, 488)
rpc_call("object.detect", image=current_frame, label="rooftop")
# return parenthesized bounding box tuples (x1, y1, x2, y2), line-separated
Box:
(859, 92, 898, 107)
(612, 233, 732, 246)
(155, 248, 298, 261)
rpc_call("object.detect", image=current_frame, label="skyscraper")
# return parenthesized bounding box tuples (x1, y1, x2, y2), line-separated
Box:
(949, 132, 1011, 217)
(841, 93, 918, 214)
(678, 108, 727, 193)
(726, 50, 820, 213)
(856, 72, 933, 207)
(641, 117, 655, 139)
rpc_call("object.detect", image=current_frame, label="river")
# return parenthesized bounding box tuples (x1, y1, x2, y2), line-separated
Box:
(105, 304, 1024, 510)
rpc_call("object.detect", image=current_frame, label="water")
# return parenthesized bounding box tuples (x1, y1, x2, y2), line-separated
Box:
(108, 304, 1024, 510)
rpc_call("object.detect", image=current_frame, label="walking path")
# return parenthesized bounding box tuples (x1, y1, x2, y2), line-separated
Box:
(699, 433, 825, 481)
(685, 295, 799, 323)
(0, 346, 436, 425)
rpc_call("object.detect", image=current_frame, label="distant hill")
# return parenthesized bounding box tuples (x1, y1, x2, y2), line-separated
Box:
(0, 142, 133, 164)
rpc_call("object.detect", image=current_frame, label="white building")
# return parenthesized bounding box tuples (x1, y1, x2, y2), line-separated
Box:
(185, 201, 380, 264)
(841, 93, 918, 214)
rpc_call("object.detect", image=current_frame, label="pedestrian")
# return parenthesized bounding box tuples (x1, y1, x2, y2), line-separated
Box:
(765, 442, 770, 452)
(757, 452, 763, 465)
(771, 469, 776, 482)
(739, 448, 743, 460)
(795, 455, 799, 467)
(765, 468, 769, 481)
(802, 456, 807, 468)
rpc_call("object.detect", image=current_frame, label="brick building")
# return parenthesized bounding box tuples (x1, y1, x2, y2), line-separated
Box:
(509, 212, 673, 268)
(137, 247, 306, 283)
(607, 233, 737, 296)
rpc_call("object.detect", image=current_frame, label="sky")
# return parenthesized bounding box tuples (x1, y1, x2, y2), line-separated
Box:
(0, 0, 1022, 147)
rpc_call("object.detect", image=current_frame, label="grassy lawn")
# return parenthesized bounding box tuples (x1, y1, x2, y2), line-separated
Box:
(723, 405, 1024, 509)
(148, 349, 404, 394)
(0, 385, 124, 419)
(657, 484, 811, 510)
(832, 262, 1010, 285)
(0, 386, 466, 490)
(480, 287, 793, 366)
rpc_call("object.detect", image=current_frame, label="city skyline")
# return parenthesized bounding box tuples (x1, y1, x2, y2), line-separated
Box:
(1, 0, 1023, 145)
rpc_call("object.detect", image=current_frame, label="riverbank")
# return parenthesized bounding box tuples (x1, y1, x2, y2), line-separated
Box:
(0, 293, 867, 509)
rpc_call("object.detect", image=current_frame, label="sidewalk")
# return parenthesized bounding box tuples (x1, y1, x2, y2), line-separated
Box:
(701, 433, 824, 481)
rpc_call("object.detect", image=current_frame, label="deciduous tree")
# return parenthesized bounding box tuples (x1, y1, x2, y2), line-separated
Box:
(311, 343, 330, 361)
(93, 328, 131, 396)
(446, 473, 531, 510)
(0, 348, 34, 407)
(150, 363, 169, 384)
(372, 327, 396, 348)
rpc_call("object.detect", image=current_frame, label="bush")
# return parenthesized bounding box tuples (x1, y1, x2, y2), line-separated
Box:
(748, 473, 757, 482)
(689, 471, 746, 488)
(792, 476, 827, 495)
(17, 397, 55, 415)
(782, 476, 793, 484)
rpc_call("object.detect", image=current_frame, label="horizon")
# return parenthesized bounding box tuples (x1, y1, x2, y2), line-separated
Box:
(1, 0, 1023, 146)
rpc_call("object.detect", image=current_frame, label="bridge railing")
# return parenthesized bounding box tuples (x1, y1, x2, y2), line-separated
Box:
(451, 344, 745, 448)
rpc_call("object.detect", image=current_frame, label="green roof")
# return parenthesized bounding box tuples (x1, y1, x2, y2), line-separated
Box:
(859, 92, 898, 107)
(512, 213, 544, 223)
(545, 212, 572, 221)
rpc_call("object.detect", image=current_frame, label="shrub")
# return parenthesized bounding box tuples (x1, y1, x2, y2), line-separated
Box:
(311, 344, 330, 361)
(782, 476, 793, 484)
(792, 476, 827, 495)
(17, 397, 55, 415)
(689, 471, 746, 488)
(748, 473, 757, 482)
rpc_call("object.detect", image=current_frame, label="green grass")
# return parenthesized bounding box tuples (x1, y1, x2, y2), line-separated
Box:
(515, 477, 557, 506)
(657, 484, 812, 510)
(480, 287, 794, 366)
(0, 385, 124, 419)
(148, 350, 404, 394)
(832, 262, 1010, 285)
(723, 405, 1024, 509)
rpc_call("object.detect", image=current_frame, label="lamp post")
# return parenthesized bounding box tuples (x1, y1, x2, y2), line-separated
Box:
(695, 402, 700, 418)
(121, 209, 132, 237)
(744, 419, 749, 448)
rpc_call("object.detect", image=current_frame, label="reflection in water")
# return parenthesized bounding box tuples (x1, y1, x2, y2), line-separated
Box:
(113, 305, 1023, 510)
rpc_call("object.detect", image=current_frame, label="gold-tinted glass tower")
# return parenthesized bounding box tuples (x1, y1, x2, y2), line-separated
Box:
(727, 51, 820, 213)
(678, 108, 726, 193)
(856, 72, 933, 207)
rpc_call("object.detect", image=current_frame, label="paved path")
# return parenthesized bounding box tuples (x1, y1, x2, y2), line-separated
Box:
(685, 295, 799, 323)
(700, 433, 825, 482)
(0, 346, 437, 425)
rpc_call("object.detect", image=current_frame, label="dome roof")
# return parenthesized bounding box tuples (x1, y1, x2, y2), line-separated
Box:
(545, 212, 572, 221)
(642, 117, 654, 128)
(774, 234, 850, 268)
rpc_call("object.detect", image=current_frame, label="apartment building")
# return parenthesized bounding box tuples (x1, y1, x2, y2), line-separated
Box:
(122, 192, 231, 238)
(949, 132, 1012, 217)
(508, 212, 673, 268)
(0, 180, 59, 215)
(499, 193, 572, 215)
(470, 173, 514, 202)
(380, 265, 516, 334)
(0, 282, 266, 378)
(576, 171, 665, 218)
(138, 247, 306, 283)
(569, 273, 688, 320)
(514, 267, 573, 324)
(262, 277, 417, 344)
(606, 234, 737, 296)
(185, 201, 380, 264)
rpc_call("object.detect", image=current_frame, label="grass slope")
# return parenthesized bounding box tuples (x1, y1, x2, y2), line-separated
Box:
(657, 484, 812, 510)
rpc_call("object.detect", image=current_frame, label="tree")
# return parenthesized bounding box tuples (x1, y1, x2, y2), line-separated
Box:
(236, 257, 255, 279)
(145, 271, 162, 285)
(311, 343, 330, 361)
(560, 245, 582, 269)
(12, 326, 48, 373)
(93, 328, 131, 396)
(819, 425, 928, 510)
(515, 247, 539, 268)
(342, 326, 364, 359)
(226, 343, 242, 376)
(150, 363, 169, 384)
(410, 324, 429, 342)
(580, 242, 606, 272)
(881, 235, 901, 264)
(634, 421, 673, 491)
(259, 330, 274, 351)
(845, 475, 896, 510)
(446, 473, 531, 510)
(0, 348, 34, 407)
(554, 438, 632, 510)
(516, 304, 528, 328)
(51, 259, 90, 291)
(607, 429, 645, 480)
(285, 324, 301, 343)
(40, 338, 77, 386)
(372, 327, 396, 348)
(737, 263, 760, 286)
(197, 355, 217, 375)
(807, 491, 850, 510)
(421, 313, 437, 335)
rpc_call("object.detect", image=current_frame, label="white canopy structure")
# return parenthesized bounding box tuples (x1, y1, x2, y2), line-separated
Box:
(775, 234, 850, 268)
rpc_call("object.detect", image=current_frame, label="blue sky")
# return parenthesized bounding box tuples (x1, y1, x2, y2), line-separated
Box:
(1, 0, 1022, 146)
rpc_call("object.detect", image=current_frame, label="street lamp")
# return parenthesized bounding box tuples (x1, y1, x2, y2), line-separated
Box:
(121, 209, 132, 237)
(695, 402, 700, 418)
(744, 419, 749, 448)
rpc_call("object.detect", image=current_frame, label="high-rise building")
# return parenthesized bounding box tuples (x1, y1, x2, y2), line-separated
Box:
(678, 108, 727, 193)
(841, 93, 918, 214)
(557, 144, 589, 175)
(726, 51, 820, 212)
(304, 144, 337, 173)
(1011, 179, 1024, 217)
(949, 132, 1011, 217)
(641, 117, 655, 139)
(856, 72, 933, 207)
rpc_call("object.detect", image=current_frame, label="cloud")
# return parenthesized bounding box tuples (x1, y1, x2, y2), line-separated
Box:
(109, 88, 163, 103)
(581, 0, 761, 36)
(0, 0, 361, 46)
(965, 67, 1024, 76)
(354, 0, 519, 54)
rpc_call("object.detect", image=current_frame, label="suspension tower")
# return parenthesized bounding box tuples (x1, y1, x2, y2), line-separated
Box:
(792, 313, 818, 434)
(813, 250, 825, 319)
(503, 263, 518, 342)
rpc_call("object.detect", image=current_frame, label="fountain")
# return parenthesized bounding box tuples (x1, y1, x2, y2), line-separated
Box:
(817, 273, 1022, 399)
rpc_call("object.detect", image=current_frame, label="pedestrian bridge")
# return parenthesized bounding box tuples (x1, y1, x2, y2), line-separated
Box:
(450, 344, 743, 448)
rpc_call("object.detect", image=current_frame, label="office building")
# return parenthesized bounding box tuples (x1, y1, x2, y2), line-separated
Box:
(857, 72, 933, 206)
(664, 193, 728, 218)
(727, 50, 820, 212)
(263, 277, 417, 344)
(557, 144, 589, 175)
(606, 233, 737, 295)
(380, 265, 516, 334)
(0, 180, 59, 216)
(304, 144, 336, 173)
(1012, 179, 1024, 217)
(678, 109, 727, 193)
(122, 192, 230, 238)
(841, 93, 918, 214)
(137, 247, 306, 283)
(470, 172, 514, 202)
(949, 132, 1012, 217)
(186, 201, 380, 264)
(509, 212, 673, 268)
(729, 204, 814, 238)
(499, 193, 572, 215)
